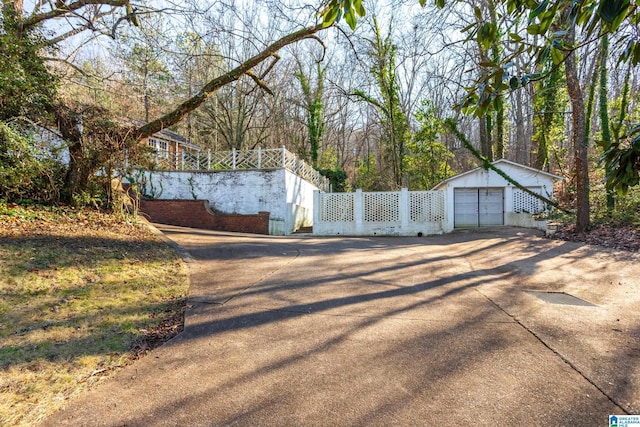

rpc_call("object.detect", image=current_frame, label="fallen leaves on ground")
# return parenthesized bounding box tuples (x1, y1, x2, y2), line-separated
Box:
(553, 223, 640, 252)
(0, 205, 150, 241)
(0, 204, 189, 427)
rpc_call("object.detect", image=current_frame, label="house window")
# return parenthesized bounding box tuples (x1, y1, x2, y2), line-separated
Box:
(148, 137, 169, 159)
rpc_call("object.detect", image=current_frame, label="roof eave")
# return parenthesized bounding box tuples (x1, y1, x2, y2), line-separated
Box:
(431, 159, 564, 190)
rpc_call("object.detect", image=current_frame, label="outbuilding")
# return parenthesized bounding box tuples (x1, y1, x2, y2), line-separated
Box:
(433, 159, 563, 231)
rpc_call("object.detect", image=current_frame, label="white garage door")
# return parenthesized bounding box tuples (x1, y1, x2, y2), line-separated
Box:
(454, 188, 504, 227)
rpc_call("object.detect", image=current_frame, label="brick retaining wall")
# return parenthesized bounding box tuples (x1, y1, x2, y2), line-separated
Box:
(139, 199, 270, 235)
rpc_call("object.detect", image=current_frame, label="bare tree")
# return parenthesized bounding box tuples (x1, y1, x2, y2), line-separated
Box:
(3, 0, 330, 199)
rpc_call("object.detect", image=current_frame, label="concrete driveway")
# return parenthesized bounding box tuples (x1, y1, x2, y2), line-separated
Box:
(42, 226, 640, 426)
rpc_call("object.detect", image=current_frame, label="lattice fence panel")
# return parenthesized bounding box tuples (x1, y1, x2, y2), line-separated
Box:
(364, 192, 400, 222)
(297, 161, 315, 183)
(143, 147, 329, 191)
(320, 193, 354, 222)
(513, 188, 545, 214)
(409, 191, 445, 222)
(234, 151, 258, 169)
(283, 150, 297, 171)
(182, 152, 201, 170)
(210, 151, 234, 170)
(260, 149, 284, 168)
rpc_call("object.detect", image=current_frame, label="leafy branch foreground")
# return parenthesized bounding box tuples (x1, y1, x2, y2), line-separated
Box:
(0, 205, 189, 427)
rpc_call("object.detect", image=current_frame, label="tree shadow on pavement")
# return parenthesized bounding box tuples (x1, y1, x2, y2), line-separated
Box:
(41, 226, 640, 426)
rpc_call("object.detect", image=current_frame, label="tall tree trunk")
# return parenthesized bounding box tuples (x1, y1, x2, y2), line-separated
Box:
(494, 107, 504, 159)
(535, 122, 548, 169)
(476, 59, 493, 159)
(53, 106, 99, 201)
(514, 86, 527, 164)
(564, 21, 590, 231)
(475, 10, 493, 161)
(532, 66, 562, 171)
(143, 59, 150, 123)
(598, 34, 614, 212)
(479, 116, 492, 160)
(488, 0, 504, 159)
(65, 142, 94, 199)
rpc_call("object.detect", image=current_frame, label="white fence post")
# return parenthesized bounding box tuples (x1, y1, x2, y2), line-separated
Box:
(355, 189, 363, 233)
(445, 187, 454, 232)
(181, 151, 185, 171)
(196, 152, 200, 170)
(258, 147, 262, 169)
(313, 190, 321, 232)
(281, 146, 286, 169)
(400, 188, 409, 230)
(207, 149, 211, 170)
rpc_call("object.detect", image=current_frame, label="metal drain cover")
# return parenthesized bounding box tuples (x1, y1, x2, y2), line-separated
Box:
(526, 291, 596, 307)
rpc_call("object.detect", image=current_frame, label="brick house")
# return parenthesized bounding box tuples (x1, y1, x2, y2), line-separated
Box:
(140, 127, 201, 168)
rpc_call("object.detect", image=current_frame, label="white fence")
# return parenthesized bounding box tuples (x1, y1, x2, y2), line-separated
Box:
(313, 189, 447, 236)
(137, 146, 329, 192)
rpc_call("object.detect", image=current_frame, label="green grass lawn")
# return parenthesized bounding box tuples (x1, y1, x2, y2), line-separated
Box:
(0, 204, 189, 426)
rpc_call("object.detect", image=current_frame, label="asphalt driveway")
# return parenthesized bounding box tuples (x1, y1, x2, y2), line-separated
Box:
(42, 226, 640, 426)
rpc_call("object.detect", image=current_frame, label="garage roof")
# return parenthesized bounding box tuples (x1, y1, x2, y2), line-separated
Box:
(432, 159, 564, 190)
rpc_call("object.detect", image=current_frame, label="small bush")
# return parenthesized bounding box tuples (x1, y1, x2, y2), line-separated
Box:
(0, 121, 65, 203)
(591, 181, 640, 225)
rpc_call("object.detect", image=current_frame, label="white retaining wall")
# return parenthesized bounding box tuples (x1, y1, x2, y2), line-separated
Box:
(132, 168, 316, 235)
(313, 189, 448, 236)
(286, 170, 317, 233)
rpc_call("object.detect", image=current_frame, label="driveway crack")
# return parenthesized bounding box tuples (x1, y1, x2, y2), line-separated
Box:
(475, 287, 630, 415)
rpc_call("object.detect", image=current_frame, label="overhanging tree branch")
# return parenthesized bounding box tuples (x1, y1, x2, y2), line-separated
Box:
(21, 0, 130, 29)
(134, 24, 326, 140)
(245, 70, 274, 95)
(348, 89, 389, 117)
(258, 53, 281, 79)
